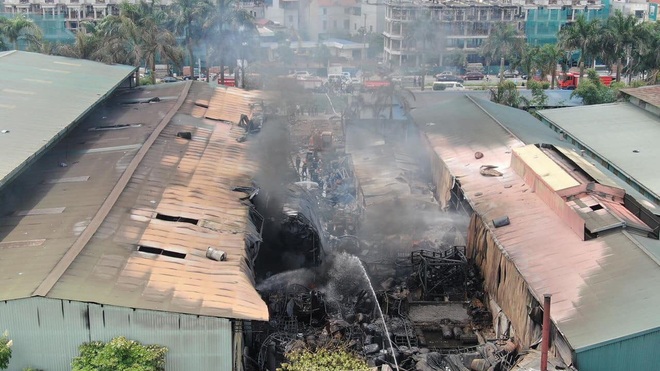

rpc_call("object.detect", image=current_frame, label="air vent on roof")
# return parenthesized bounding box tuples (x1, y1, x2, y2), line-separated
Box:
(155, 213, 199, 225)
(206, 247, 226, 261)
(137, 245, 186, 259)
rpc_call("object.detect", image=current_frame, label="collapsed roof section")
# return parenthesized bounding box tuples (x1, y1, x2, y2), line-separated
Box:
(0, 79, 269, 321)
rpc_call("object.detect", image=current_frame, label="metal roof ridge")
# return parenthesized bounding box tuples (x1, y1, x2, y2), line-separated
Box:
(32, 80, 193, 297)
(0, 50, 17, 59)
(465, 93, 524, 145)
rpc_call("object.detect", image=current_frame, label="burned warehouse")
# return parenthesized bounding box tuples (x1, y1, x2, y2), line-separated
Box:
(1, 50, 659, 371)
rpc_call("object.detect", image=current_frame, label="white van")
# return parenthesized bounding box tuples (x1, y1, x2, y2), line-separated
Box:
(433, 81, 465, 91)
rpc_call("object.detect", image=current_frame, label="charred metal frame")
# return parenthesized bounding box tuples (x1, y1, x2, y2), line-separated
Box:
(411, 247, 468, 301)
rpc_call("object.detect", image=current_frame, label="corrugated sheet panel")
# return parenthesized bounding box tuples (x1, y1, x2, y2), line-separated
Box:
(1, 297, 232, 371)
(576, 328, 660, 371)
(0, 83, 183, 302)
(412, 95, 660, 356)
(537, 103, 660, 202)
(204, 86, 262, 123)
(511, 145, 580, 191)
(47, 85, 268, 321)
(620, 85, 660, 109)
(0, 51, 136, 188)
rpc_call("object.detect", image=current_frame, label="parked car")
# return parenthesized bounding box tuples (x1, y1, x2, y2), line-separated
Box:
(499, 70, 519, 78)
(435, 74, 464, 83)
(463, 71, 485, 80)
(161, 76, 178, 83)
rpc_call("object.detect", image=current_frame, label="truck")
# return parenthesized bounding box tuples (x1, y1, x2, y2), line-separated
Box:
(558, 72, 613, 90)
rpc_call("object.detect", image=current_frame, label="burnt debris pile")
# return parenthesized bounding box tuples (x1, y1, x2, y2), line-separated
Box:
(248, 112, 524, 370)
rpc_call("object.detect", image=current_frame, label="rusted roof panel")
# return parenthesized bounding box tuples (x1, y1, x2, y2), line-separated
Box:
(620, 85, 660, 108)
(205, 86, 262, 123)
(0, 81, 268, 321)
(411, 94, 660, 351)
(47, 85, 268, 321)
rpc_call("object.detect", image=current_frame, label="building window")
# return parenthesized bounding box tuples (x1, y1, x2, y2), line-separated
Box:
(370, 25, 373, 32)
(322, 8, 327, 15)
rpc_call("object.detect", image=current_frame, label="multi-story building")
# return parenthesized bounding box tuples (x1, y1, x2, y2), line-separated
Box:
(383, 0, 610, 68)
(2, 0, 137, 31)
(384, 1, 523, 67)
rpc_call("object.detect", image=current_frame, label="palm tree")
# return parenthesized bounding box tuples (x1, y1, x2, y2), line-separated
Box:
(0, 14, 43, 50)
(517, 44, 540, 88)
(558, 15, 600, 78)
(601, 10, 637, 83)
(172, 0, 211, 70)
(630, 21, 660, 84)
(407, 10, 440, 90)
(481, 23, 524, 83)
(203, 0, 254, 84)
(538, 44, 564, 89)
(57, 22, 103, 60)
(372, 79, 416, 120)
(105, 1, 183, 83)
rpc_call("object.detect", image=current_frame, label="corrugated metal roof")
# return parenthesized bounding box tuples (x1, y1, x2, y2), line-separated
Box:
(537, 103, 660, 204)
(620, 85, 660, 108)
(0, 50, 136, 189)
(411, 94, 660, 352)
(0, 80, 268, 321)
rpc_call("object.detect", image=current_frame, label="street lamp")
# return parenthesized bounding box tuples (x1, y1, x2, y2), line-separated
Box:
(241, 41, 248, 89)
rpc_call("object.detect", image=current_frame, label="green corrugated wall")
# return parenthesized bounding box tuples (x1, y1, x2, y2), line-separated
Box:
(576, 329, 660, 371)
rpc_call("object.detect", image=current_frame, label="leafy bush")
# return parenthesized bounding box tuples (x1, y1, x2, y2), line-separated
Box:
(71, 337, 167, 371)
(490, 80, 520, 107)
(278, 346, 369, 371)
(571, 69, 617, 105)
(139, 77, 154, 86)
(0, 331, 11, 370)
(629, 80, 646, 88)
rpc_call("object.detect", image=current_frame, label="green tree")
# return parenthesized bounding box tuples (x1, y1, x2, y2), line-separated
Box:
(0, 14, 43, 51)
(407, 9, 442, 90)
(171, 0, 211, 69)
(631, 21, 660, 84)
(601, 10, 638, 83)
(313, 43, 331, 68)
(71, 337, 167, 371)
(57, 22, 103, 60)
(203, 0, 254, 84)
(482, 23, 524, 83)
(107, 1, 183, 84)
(517, 44, 540, 87)
(558, 15, 600, 78)
(372, 78, 416, 119)
(538, 44, 564, 89)
(490, 80, 520, 107)
(0, 331, 12, 370)
(278, 347, 369, 371)
(571, 69, 617, 105)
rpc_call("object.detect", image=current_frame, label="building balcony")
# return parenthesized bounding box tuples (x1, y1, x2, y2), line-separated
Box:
(382, 31, 404, 40)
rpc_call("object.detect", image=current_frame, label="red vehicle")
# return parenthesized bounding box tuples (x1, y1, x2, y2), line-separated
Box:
(558, 73, 613, 90)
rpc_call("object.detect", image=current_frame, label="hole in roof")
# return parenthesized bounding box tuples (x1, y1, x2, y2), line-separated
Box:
(155, 213, 199, 225)
(90, 123, 143, 131)
(590, 204, 604, 211)
(137, 245, 186, 259)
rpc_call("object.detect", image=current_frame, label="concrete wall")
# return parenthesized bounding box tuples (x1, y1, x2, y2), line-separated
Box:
(0, 297, 233, 371)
